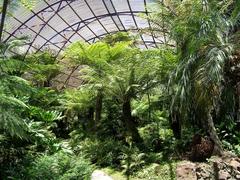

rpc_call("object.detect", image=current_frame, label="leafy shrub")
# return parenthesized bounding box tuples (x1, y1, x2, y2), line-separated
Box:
(173, 128, 195, 154)
(134, 161, 177, 180)
(27, 151, 94, 180)
(60, 159, 93, 180)
(0, 139, 34, 179)
(139, 121, 176, 156)
(139, 122, 161, 151)
(216, 116, 240, 155)
(120, 146, 145, 175)
(145, 152, 164, 164)
(79, 138, 126, 168)
(233, 145, 240, 156)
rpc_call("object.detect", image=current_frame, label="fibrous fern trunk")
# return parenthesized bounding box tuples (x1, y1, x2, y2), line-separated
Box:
(170, 109, 181, 139)
(236, 83, 240, 127)
(87, 107, 94, 131)
(94, 90, 103, 128)
(122, 98, 143, 144)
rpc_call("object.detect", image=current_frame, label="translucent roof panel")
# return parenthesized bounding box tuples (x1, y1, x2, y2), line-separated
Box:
(2, 0, 166, 57)
(2, 0, 169, 88)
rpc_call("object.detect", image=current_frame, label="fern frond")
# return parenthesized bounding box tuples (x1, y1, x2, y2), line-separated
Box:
(0, 94, 28, 138)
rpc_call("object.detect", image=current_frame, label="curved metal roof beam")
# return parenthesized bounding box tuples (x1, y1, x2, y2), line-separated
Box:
(4, 0, 164, 58)
(4, 0, 71, 42)
(36, 11, 147, 53)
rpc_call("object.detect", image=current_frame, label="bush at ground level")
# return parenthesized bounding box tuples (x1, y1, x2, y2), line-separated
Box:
(26, 151, 94, 180)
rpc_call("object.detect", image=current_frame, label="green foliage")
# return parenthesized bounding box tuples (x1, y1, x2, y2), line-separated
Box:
(29, 88, 60, 109)
(28, 106, 62, 122)
(0, 147, 34, 179)
(103, 32, 134, 46)
(63, 39, 175, 98)
(217, 116, 240, 155)
(137, 108, 177, 155)
(0, 39, 32, 139)
(4, 0, 37, 11)
(64, 41, 129, 71)
(19, 0, 37, 9)
(0, 94, 28, 138)
(167, 0, 233, 118)
(0, 37, 67, 179)
(26, 121, 57, 151)
(139, 122, 161, 151)
(63, 40, 131, 116)
(105, 48, 175, 101)
(120, 146, 146, 175)
(0, 37, 28, 57)
(27, 151, 94, 180)
(78, 138, 126, 168)
(134, 161, 177, 180)
(63, 87, 94, 112)
(62, 33, 177, 144)
(1, 1, 240, 179)
(147, 2, 238, 154)
(25, 50, 61, 86)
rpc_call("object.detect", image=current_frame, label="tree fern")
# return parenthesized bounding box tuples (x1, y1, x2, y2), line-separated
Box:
(0, 38, 32, 138)
(64, 41, 129, 125)
(25, 50, 61, 87)
(0, 94, 28, 138)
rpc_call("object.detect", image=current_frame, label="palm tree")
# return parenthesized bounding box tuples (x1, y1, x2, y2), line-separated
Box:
(149, 0, 240, 155)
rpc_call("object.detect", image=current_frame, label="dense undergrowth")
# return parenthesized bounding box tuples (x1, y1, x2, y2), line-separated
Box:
(1, 0, 240, 179)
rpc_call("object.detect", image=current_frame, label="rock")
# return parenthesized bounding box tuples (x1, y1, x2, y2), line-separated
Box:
(211, 157, 227, 174)
(218, 170, 231, 180)
(176, 156, 240, 180)
(176, 161, 197, 180)
(236, 174, 240, 180)
(195, 163, 212, 179)
(229, 158, 240, 171)
(91, 170, 113, 180)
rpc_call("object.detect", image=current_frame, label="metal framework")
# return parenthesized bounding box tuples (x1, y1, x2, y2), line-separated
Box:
(1, 0, 165, 88)
(0, 0, 8, 42)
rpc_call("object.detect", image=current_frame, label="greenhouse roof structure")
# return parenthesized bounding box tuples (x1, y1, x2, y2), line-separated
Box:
(2, 0, 165, 57)
(0, 0, 167, 88)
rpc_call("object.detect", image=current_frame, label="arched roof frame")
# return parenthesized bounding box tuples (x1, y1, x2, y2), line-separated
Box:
(2, 0, 165, 56)
(1, 0, 168, 88)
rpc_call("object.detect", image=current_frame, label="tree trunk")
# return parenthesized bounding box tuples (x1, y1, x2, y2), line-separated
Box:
(170, 109, 181, 139)
(122, 99, 143, 144)
(95, 90, 103, 127)
(43, 80, 50, 87)
(87, 107, 95, 131)
(206, 111, 224, 156)
(236, 82, 240, 128)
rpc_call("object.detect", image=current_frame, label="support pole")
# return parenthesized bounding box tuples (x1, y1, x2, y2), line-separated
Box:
(0, 0, 9, 42)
